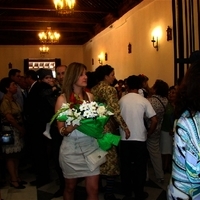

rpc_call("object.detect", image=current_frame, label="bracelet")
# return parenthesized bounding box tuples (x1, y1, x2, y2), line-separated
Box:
(59, 127, 66, 136)
(59, 127, 71, 137)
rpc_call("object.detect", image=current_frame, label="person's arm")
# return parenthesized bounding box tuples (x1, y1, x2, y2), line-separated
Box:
(103, 86, 130, 139)
(1, 100, 25, 137)
(147, 115, 157, 137)
(55, 95, 77, 136)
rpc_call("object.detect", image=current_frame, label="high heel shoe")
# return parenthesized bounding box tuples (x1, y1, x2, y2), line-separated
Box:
(10, 181, 26, 189)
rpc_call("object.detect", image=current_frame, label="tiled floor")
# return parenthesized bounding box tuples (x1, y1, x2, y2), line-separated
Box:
(0, 161, 171, 200)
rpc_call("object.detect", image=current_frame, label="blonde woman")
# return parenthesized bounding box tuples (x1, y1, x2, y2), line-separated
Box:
(55, 62, 99, 200)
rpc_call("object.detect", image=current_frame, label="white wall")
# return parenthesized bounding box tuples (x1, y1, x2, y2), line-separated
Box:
(0, 45, 83, 79)
(83, 0, 174, 87)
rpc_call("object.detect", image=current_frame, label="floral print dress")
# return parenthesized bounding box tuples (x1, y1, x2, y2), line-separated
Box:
(0, 95, 24, 154)
(91, 81, 128, 176)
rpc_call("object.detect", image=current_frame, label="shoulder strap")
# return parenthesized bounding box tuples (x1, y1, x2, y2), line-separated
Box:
(152, 96, 166, 111)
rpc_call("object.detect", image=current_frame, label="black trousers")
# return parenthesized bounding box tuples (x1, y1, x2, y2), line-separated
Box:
(50, 125, 65, 190)
(120, 140, 147, 200)
(28, 124, 50, 182)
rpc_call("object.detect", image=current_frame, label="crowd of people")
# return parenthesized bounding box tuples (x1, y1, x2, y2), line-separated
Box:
(0, 51, 200, 200)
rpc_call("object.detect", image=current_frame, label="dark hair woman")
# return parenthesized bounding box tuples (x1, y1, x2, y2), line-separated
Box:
(168, 61, 200, 200)
(91, 64, 130, 200)
(146, 79, 169, 182)
(0, 77, 26, 189)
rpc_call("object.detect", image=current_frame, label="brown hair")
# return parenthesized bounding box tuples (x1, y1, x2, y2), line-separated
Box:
(62, 62, 89, 102)
(175, 61, 200, 118)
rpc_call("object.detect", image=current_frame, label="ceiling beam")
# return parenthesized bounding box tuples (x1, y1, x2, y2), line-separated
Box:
(0, 26, 92, 33)
(0, 5, 111, 14)
(0, 16, 99, 24)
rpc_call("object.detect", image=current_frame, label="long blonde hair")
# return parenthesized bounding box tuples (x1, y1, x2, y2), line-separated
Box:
(62, 62, 89, 102)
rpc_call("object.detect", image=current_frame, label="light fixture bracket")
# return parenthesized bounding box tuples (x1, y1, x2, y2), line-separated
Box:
(151, 36, 158, 51)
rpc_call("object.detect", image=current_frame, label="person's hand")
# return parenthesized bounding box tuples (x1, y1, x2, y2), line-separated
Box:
(61, 124, 78, 136)
(66, 124, 78, 133)
(124, 128, 130, 139)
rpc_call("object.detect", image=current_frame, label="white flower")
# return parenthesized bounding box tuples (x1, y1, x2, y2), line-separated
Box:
(97, 106, 106, 116)
(56, 101, 113, 125)
(106, 110, 114, 116)
(61, 103, 70, 109)
(72, 118, 81, 126)
(66, 116, 74, 125)
(66, 109, 73, 116)
(79, 101, 88, 111)
(83, 110, 91, 118)
(74, 110, 82, 119)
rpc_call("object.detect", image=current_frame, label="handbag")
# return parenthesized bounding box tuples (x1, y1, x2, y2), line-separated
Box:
(0, 130, 14, 145)
(85, 148, 108, 172)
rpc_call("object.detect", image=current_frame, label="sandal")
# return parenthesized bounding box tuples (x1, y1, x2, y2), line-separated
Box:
(10, 181, 26, 189)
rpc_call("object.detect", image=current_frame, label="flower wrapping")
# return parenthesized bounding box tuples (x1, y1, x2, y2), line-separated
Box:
(51, 99, 121, 151)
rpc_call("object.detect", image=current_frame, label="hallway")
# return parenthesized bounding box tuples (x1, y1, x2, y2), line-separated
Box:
(0, 161, 170, 200)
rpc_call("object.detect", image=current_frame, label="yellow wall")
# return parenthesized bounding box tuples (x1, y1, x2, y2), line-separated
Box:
(83, 0, 174, 87)
(0, 45, 83, 79)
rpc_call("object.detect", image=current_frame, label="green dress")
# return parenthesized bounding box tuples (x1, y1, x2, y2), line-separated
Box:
(91, 81, 128, 176)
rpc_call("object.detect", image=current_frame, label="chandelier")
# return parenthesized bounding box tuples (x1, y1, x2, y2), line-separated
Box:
(39, 45, 49, 54)
(38, 27, 60, 44)
(54, 0, 75, 15)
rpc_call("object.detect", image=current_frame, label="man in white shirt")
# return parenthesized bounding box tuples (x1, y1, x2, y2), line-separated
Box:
(119, 75, 157, 200)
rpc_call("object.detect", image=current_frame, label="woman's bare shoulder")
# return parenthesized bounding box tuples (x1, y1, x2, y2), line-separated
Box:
(86, 92, 94, 101)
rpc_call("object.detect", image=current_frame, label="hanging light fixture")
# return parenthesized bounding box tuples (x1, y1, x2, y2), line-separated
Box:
(38, 27, 60, 44)
(53, 0, 75, 15)
(39, 45, 49, 54)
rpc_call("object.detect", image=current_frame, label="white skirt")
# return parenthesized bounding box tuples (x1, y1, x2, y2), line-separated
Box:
(59, 130, 100, 179)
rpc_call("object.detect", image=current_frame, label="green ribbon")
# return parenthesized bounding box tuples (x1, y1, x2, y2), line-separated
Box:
(56, 115, 121, 151)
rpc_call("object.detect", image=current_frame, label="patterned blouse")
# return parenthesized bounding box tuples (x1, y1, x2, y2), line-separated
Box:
(148, 95, 168, 134)
(91, 81, 128, 132)
(168, 110, 200, 200)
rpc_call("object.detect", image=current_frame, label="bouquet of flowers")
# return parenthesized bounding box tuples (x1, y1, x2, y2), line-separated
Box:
(50, 100, 121, 151)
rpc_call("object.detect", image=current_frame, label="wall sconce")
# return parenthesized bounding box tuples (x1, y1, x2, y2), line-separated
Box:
(105, 53, 108, 61)
(151, 26, 162, 51)
(128, 43, 132, 53)
(166, 26, 172, 41)
(98, 53, 103, 65)
(8, 62, 12, 69)
(151, 36, 158, 51)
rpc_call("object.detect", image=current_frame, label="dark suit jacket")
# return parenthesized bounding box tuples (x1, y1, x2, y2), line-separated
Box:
(25, 81, 59, 130)
(25, 81, 43, 127)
